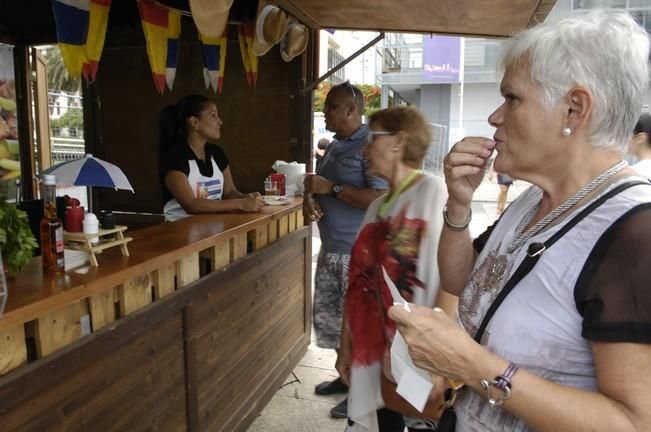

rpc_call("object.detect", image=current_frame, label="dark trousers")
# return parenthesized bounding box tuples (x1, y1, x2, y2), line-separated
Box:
(348, 408, 405, 432)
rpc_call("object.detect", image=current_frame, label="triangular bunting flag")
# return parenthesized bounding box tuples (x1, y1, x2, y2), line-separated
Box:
(82, 0, 112, 82)
(137, 0, 169, 94)
(199, 29, 228, 94)
(51, 0, 90, 78)
(238, 22, 258, 86)
(165, 9, 182, 91)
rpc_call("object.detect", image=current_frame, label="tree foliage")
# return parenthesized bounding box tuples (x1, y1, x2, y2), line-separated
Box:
(51, 107, 84, 130)
(313, 82, 381, 117)
(42, 46, 80, 93)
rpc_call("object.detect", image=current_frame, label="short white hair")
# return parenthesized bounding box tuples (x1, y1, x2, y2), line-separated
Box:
(500, 10, 650, 153)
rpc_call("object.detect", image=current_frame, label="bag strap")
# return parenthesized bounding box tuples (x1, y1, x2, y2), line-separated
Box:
(473, 179, 649, 343)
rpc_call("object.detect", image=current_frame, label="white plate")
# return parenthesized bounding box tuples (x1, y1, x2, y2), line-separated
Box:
(263, 196, 290, 206)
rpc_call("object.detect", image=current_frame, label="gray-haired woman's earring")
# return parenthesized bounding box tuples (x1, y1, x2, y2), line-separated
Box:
(562, 127, 572, 136)
(393, 147, 399, 152)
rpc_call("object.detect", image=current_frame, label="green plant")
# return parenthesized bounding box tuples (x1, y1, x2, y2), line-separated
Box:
(0, 199, 37, 277)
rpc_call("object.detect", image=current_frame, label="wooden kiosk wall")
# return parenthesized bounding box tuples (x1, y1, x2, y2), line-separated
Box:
(87, 21, 313, 216)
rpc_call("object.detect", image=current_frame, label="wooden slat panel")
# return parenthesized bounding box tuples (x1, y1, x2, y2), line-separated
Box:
(176, 252, 199, 288)
(278, 215, 289, 238)
(0, 314, 187, 432)
(119, 274, 152, 316)
(0, 324, 27, 376)
(267, 221, 278, 243)
(248, 225, 269, 251)
(211, 241, 231, 271)
(88, 289, 116, 331)
(230, 233, 247, 261)
(34, 303, 82, 357)
(152, 264, 175, 299)
(296, 209, 304, 228)
(288, 211, 297, 232)
(187, 236, 308, 431)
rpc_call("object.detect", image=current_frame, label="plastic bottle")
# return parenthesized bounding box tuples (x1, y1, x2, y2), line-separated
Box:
(83, 212, 100, 245)
(40, 174, 65, 273)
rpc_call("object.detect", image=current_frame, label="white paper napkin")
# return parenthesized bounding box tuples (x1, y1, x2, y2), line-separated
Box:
(382, 266, 434, 412)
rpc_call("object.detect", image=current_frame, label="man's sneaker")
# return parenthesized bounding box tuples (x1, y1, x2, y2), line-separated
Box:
(314, 377, 348, 395)
(330, 398, 348, 419)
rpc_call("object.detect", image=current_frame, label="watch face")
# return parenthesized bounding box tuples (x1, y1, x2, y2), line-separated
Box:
(333, 184, 343, 194)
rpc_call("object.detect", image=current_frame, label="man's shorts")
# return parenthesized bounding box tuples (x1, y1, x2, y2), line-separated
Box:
(313, 248, 351, 349)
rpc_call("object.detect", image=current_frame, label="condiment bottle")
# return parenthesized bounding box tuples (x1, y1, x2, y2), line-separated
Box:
(83, 212, 100, 245)
(65, 199, 84, 232)
(40, 174, 65, 273)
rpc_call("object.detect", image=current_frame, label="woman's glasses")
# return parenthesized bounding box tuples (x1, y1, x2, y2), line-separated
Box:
(366, 130, 395, 144)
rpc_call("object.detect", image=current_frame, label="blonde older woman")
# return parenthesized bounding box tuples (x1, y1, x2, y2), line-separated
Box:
(390, 11, 651, 432)
(336, 106, 456, 432)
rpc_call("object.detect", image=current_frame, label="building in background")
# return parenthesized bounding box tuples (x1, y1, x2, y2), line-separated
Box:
(377, 0, 651, 153)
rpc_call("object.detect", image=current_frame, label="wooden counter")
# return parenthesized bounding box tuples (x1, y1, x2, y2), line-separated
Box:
(0, 199, 310, 431)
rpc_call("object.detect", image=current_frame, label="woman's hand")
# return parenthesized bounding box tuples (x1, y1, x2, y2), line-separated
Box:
(388, 304, 479, 383)
(336, 338, 353, 386)
(444, 137, 494, 209)
(239, 195, 265, 212)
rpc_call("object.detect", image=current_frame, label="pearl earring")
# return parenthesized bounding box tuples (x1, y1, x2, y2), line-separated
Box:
(562, 127, 572, 136)
(393, 147, 399, 152)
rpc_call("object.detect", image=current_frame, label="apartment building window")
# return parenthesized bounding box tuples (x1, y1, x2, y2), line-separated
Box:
(327, 42, 345, 85)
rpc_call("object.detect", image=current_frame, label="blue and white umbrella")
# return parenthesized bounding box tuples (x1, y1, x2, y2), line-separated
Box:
(41, 154, 134, 192)
(41, 154, 134, 212)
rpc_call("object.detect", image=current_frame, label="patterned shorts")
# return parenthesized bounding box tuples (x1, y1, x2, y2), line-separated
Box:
(313, 249, 351, 349)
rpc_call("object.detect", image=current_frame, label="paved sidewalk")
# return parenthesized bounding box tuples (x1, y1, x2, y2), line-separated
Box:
(248, 180, 529, 431)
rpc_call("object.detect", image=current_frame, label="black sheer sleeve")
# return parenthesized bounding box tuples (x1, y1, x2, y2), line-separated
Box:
(575, 204, 651, 343)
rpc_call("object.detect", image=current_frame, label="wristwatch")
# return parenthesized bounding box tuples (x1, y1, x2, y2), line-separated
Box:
(331, 183, 344, 196)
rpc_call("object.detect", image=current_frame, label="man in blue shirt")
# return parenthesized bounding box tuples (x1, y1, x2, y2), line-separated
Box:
(304, 82, 387, 419)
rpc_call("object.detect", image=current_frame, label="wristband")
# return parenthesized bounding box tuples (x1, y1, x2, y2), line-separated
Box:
(443, 205, 472, 231)
(480, 362, 519, 407)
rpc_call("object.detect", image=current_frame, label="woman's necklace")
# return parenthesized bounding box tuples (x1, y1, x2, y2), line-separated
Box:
(485, 160, 627, 292)
(378, 169, 420, 218)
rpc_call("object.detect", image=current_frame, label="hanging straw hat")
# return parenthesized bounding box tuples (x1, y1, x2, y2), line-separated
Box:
(280, 19, 309, 62)
(190, 0, 234, 38)
(252, 1, 289, 57)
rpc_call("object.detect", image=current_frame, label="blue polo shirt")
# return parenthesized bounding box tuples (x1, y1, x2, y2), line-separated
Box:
(315, 125, 388, 254)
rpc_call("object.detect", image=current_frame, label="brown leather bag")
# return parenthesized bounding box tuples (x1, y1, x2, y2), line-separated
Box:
(380, 373, 444, 420)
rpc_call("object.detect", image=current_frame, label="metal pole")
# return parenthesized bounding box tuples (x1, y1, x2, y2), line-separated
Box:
(302, 32, 385, 93)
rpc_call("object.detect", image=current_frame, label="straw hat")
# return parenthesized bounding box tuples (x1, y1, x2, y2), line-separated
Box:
(252, 1, 289, 56)
(280, 19, 309, 62)
(190, 0, 234, 38)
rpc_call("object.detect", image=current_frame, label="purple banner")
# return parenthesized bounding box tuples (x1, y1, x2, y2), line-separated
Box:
(423, 35, 461, 83)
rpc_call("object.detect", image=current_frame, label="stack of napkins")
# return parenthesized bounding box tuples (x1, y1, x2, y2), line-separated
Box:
(381, 266, 434, 412)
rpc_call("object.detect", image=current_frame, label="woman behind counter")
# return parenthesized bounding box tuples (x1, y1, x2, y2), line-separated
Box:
(159, 94, 265, 221)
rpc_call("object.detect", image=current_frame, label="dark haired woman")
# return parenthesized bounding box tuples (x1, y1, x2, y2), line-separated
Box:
(630, 114, 651, 178)
(159, 94, 265, 221)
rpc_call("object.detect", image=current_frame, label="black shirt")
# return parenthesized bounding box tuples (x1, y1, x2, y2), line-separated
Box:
(159, 143, 229, 206)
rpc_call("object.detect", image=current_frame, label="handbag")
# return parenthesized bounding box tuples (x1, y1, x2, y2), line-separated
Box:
(437, 179, 647, 432)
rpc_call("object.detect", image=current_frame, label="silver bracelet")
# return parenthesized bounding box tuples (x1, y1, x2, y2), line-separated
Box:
(443, 205, 472, 231)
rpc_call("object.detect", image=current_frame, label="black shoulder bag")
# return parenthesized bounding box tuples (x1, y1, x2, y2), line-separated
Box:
(437, 180, 648, 432)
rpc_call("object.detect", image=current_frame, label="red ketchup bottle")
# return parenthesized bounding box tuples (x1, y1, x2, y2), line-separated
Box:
(65, 199, 84, 233)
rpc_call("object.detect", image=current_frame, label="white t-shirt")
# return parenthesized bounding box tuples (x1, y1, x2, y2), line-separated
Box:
(632, 159, 651, 178)
(455, 179, 651, 431)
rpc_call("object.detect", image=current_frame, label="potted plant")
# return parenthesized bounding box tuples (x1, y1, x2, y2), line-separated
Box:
(0, 198, 37, 277)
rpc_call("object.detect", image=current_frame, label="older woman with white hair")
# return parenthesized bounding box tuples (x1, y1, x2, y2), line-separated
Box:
(389, 11, 651, 432)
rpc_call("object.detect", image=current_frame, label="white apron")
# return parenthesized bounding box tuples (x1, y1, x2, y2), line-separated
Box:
(164, 159, 224, 221)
